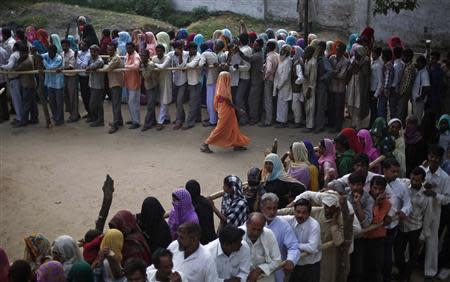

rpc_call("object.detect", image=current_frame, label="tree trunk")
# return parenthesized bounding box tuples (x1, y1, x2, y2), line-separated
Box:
(95, 174, 115, 232)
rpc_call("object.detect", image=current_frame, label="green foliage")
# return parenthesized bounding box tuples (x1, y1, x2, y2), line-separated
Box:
(15, 14, 48, 28)
(192, 6, 209, 20)
(373, 0, 419, 15)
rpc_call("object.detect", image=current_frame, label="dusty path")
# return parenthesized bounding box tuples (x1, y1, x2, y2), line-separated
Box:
(0, 103, 324, 260)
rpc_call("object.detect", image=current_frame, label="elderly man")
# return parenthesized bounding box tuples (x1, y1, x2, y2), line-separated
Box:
(281, 198, 321, 282)
(260, 193, 300, 282)
(205, 224, 251, 281)
(295, 190, 347, 282)
(240, 212, 281, 282)
(163, 223, 218, 282)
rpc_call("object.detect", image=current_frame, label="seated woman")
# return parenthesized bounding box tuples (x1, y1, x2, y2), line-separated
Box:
(136, 197, 172, 254)
(51, 235, 83, 277)
(318, 138, 338, 185)
(262, 153, 306, 208)
(108, 210, 151, 264)
(303, 140, 320, 191)
(92, 229, 125, 282)
(388, 118, 406, 177)
(200, 71, 250, 153)
(23, 233, 51, 272)
(282, 142, 311, 189)
(168, 188, 199, 240)
(404, 115, 427, 175)
(357, 129, 380, 163)
(209, 175, 248, 231)
(68, 261, 94, 282)
(243, 167, 266, 213)
(9, 260, 33, 282)
(36, 260, 67, 282)
(334, 134, 355, 177)
(185, 180, 217, 244)
(370, 117, 395, 157)
(340, 128, 363, 154)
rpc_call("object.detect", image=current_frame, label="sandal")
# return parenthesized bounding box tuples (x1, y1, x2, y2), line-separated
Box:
(233, 146, 247, 151)
(200, 144, 213, 153)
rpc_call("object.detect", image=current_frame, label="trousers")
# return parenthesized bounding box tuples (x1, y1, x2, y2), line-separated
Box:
(65, 75, 79, 121)
(110, 86, 123, 127)
(9, 79, 23, 122)
(263, 80, 274, 125)
(174, 83, 187, 124)
(206, 83, 217, 124)
(89, 88, 104, 123)
(186, 84, 201, 127)
(305, 94, 315, 129)
(127, 89, 140, 125)
(48, 87, 64, 123)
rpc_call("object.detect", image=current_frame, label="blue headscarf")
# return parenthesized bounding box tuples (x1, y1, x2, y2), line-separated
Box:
(32, 40, 47, 54)
(347, 33, 359, 52)
(264, 153, 283, 182)
(176, 28, 189, 40)
(258, 33, 268, 43)
(437, 114, 450, 130)
(194, 34, 205, 53)
(67, 35, 78, 52)
(50, 34, 62, 53)
(222, 28, 232, 42)
(286, 35, 296, 47)
(118, 31, 131, 56)
(303, 140, 319, 168)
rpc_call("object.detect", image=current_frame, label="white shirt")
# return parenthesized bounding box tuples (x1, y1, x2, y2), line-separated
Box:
(146, 268, 187, 282)
(422, 166, 450, 207)
(199, 51, 218, 85)
(2, 36, 16, 57)
(186, 53, 201, 85)
(205, 238, 251, 281)
(370, 57, 383, 97)
(331, 171, 380, 193)
(411, 68, 430, 99)
(386, 178, 412, 229)
(398, 180, 432, 233)
(391, 58, 405, 89)
(239, 45, 252, 80)
(169, 50, 189, 86)
(281, 216, 322, 266)
(240, 225, 281, 282)
(165, 240, 219, 282)
(0, 46, 9, 83)
(229, 52, 241, 87)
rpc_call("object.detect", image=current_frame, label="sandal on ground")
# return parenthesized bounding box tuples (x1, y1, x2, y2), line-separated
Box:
(200, 144, 213, 153)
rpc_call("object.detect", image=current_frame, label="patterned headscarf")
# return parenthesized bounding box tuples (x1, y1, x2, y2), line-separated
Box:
(221, 175, 248, 226)
(36, 261, 66, 282)
(176, 28, 189, 40)
(24, 233, 51, 270)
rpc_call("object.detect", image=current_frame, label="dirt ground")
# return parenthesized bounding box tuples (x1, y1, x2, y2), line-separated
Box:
(0, 103, 323, 261)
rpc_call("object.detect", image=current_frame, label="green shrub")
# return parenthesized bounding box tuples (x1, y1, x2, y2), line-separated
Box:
(192, 6, 209, 20)
(16, 14, 48, 28)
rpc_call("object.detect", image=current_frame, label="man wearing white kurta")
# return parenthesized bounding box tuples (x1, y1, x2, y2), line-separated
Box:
(273, 44, 292, 128)
(240, 213, 282, 282)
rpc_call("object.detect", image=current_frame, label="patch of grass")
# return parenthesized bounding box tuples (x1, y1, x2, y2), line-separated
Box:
(13, 14, 48, 29)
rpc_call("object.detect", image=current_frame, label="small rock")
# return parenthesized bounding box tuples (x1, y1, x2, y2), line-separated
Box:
(54, 201, 61, 205)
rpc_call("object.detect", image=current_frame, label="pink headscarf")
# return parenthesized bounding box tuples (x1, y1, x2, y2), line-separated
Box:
(388, 36, 404, 50)
(145, 32, 157, 57)
(357, 129, 380, 162)
(25, 26, 37, 43)
(318, 138, 337, 172)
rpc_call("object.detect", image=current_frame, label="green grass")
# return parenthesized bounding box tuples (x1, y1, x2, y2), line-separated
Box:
(14, 15, 48, 29)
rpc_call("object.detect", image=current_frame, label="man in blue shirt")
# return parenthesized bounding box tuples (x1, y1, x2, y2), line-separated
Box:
(42, 45, 64, 125)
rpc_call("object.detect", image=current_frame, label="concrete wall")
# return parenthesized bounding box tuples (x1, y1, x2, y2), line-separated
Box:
(170, 0, 449, 47)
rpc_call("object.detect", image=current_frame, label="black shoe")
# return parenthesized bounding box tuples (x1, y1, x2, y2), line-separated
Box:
(117, 121, 124, 126)
(141, 125, 151, 131)
(28, 119, 39, 125)
(182, 125, 194, 130)
(108, 127, 118, 134)
(90, 121, 104, 127)
(289, 123, 302, 128)
(233, 146, 247, 151)
(302, 128, 313, 133)
(274, 123, 287, 128)
(258, 123, 272, 127)
(128, 123, 140, 129)
(12, 122, 26, 128)
(126, 120, 133, 125)
(85, 118, 93, 123)
(54, 121, 64, 126)
(82, 114, 89, 119)
(163, 119, 171, 125)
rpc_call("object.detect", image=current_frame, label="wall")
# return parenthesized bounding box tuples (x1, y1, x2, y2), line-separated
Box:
(170, 0, 450, 47)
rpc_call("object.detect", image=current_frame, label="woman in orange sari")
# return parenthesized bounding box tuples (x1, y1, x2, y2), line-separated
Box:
(200, 71, 251, 153)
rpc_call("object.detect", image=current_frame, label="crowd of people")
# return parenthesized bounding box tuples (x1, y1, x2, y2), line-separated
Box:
(1, 15, 450, 282)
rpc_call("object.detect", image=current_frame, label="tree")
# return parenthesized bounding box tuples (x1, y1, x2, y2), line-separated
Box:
(373, 0, 419, 15)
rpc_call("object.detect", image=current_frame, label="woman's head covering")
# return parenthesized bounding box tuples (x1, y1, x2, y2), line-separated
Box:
(67, 261, 93, 282)
(36, 28, 49, 46)
(360, 26, 375, 42)
(276, 29, 288, 40)
(139, 196, 166, 239)
(309, 39, 320, 49)
(276, 40, 286, 51)
(371, 117, 388, 138)
(289, 30, 299, 38)
(145, 32, 157, 56)
(388, 118, 403, 128)
(265, 28, 275, 39)
(222, 28, 232, 41)
(50, 34, 62, 53)
(81, 24, 99, 47)
(291, 142, 310, 166)
(325, 40, 333, 56)
(0, 248, 9, 282)
(307, 33, 317, 44)
(25, 26, 37, 43)
(388, 36, 404, 50)
(223, 175, 246, 198)
(437, 114, 450, 130)
(185, 180, 201, 202)
(67, 35, 78, 52)
(258, 33, 268, 43)
(36, 261, 66, 282)
(215, 71, 232, 103)
(318, 138, 336, 166)
(248, 32, 257, 45)
(404, 115, 423, 144)
(117, 31, 131, 56)
(347, 33, 359, 52)
(247, 167, 261, 184)
(212, 29, 224, 40)
(169, 188, 199, 237)
(186, 32, 196, 49)
(357, 129, 378, 157)
(24, 233, 51, 269)
(194, 34, 205, 53)
(100, 229, 124, 263)
(303, 140, 319, 167)
(297, 38, 306, 48)
(331, 40, 345, 56)
(176, 28, 189, 40)
(286, 35, 296, 47)
(340, 128, 364, 153)
(354, 44, 367, 59)
(291, 46, 304, 64)
(156, 31, 170, 53)
(51, 235, 82, 275)
(264, 153, 284, 181)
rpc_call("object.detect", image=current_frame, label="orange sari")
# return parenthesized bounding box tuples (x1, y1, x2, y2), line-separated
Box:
(205, 72, 251, 147)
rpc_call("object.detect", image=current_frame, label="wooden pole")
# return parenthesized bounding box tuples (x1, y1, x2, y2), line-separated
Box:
(95, 174, 115, 233)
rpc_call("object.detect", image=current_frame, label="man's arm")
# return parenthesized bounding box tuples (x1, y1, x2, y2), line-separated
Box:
(255, 230, 282, 276)
(299, 221, 321, 254)
(283, 223, 301, 265)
